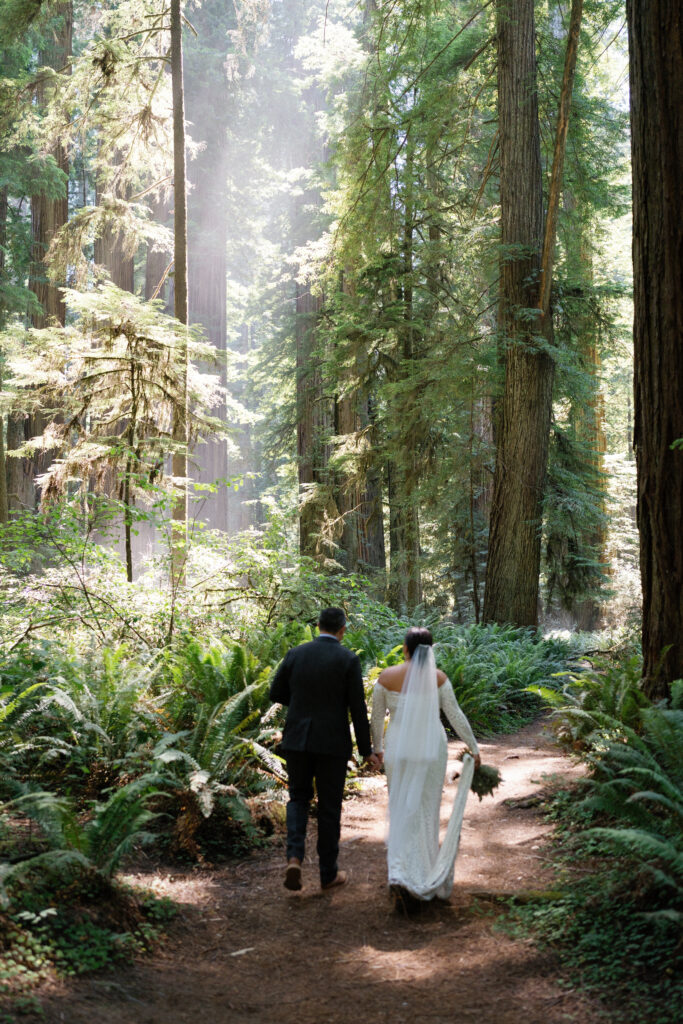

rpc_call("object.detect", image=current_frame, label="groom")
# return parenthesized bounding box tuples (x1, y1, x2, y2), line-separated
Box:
(270, 607, 378, 892)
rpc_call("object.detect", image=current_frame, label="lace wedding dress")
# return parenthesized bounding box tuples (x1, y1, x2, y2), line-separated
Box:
(371, 661, 479, 901)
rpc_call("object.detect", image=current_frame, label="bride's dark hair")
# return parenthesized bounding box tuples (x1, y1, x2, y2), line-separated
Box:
(404, 626, 433, 657)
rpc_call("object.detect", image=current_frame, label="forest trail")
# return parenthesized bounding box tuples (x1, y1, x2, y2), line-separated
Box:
(35, 718, 611, 1024)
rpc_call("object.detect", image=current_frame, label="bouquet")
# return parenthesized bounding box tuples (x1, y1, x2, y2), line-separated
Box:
(456, 750, 502, 800)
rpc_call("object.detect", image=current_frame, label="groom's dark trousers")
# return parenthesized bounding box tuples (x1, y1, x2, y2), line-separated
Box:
(270, 634, 372, 886)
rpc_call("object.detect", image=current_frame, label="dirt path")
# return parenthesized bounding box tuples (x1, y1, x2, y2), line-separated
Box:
(33, 718, 613, 1024)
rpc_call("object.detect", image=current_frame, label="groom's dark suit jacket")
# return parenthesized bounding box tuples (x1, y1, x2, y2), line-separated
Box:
(269, 635, 372, 760)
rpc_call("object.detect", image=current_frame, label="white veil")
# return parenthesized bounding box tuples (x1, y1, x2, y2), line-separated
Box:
(386, 643, 476, 897)
(387, 644, 442, 864)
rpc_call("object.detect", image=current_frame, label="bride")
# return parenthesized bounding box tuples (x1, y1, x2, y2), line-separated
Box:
(371, 627, 480, 903)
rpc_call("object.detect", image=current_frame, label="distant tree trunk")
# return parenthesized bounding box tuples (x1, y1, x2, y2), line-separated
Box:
(185, 0, 232, 532)
(572, 230, 607, 632)
(187, 218, 228, 530)
(627, 0, 683, 700)
(170, 0, 189, 579)
(226, 324, 260, 533)
(387, 131, 421, 612)
(334, 273, 386, 581)
(297, 283, 337, 564)
(0, 184, 8, 523)
(8, 1, 73, 514)
(334, 388, 386, 577)
(485, 0, 571, 627)
(0, 408, 7, 526)
(29, 1, 72, 329)
(145, 193, 171, 303)
(94, 172, 134, 292)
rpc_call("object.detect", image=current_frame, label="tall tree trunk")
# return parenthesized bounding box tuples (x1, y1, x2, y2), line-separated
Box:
(484, 0, 568, 627)
(29, 1, 72, 329)
(12, 2, 70, 512)
(627, 0, 683, 700)
(226, 324, 260, 533)
(187, 219, 228, 530)
(184, 0, 232, 532)
(297, 283, 337, 563)
(7, 2, 72, 514)
(572, 231, 607, 632)
(170, 0, 189, 580)
(538, 0, 584, 320)
(0, 184, 8, 524)
(334, 273, 386, 580)
(0, 406, 7, 526)
(387, 130, 421, 612)
(334, 388, 386, 578)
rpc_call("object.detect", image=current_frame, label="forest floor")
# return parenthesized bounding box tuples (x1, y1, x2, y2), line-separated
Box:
(20, 718, 622, 1024)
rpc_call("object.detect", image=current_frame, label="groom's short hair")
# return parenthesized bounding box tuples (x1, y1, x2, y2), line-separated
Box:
(319, 607, 346, 633)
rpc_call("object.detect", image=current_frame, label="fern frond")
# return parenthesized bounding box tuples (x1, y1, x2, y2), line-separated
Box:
(587, 827, 683, 875)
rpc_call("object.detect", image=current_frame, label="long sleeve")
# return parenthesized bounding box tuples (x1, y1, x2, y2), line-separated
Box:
(439, 682, 479, 756)
(269, 650, 292, 705)
(371, 682, 388, 753)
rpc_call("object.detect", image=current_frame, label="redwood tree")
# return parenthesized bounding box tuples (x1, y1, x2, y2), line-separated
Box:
(483, 0, 552, 627)
(627, 0, 683, 699)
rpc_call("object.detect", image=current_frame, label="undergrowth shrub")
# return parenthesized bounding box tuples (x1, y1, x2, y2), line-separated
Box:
(517, 660, 683, 1021)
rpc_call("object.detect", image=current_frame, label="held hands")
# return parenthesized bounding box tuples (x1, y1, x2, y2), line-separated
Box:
(363, 752, 383, 771)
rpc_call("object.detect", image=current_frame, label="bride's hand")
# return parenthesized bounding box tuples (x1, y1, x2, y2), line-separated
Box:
(474, 754, 481, 770)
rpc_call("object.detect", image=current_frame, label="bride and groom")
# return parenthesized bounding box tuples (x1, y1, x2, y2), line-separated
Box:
(269, 607, 480, 900)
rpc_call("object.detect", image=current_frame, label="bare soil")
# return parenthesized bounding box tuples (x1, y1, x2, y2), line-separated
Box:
(25, 718, 619, 1024)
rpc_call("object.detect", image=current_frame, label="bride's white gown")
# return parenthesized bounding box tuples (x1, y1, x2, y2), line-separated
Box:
(371, 680, 479, 900)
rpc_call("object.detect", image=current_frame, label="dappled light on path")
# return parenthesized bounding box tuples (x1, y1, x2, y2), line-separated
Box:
(35, 718, 603, 1024)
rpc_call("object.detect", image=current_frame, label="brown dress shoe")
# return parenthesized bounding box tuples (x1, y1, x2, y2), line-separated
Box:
(321, 870, 347, 891)
(284, 859, 302, 891)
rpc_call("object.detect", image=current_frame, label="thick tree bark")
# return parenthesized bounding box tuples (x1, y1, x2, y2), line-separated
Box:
(627, 0, 683, 699)
(484, 0, 552, 627)
(170, 0, 189, 576)
(538, 0, 584, 320)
